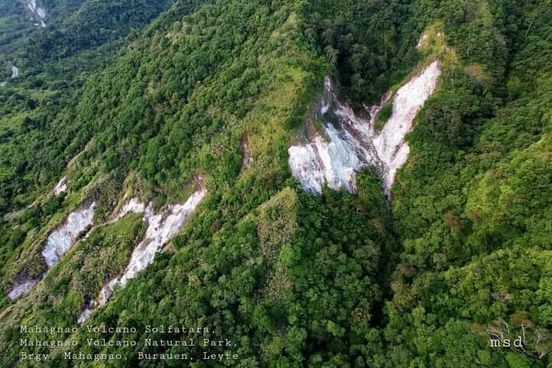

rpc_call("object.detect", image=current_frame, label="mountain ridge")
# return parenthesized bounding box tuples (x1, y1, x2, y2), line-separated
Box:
(0, 0, 550, 366)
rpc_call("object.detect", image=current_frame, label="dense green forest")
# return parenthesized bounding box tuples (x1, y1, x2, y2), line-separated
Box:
(0, 0, 550, 367)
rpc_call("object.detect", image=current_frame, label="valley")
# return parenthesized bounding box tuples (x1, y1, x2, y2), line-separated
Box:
(0, 0, 550, 367)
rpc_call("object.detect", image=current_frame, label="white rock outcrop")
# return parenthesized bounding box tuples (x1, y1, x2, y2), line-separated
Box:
(374, 61, 441, 190)
(78, 189, 206, 323)
(1, 62, 19, 87)
(288, 61, 441, 195)
(24, 0, 46, 27)
(7, 202, 96, 300)
(53, 176, 68, 196)
(7, 279, 38, 300)
(9, 62, 19, 79)
(42, 202, 96, 268)
(115, 198, 151, 220)
(118, 190, 205, 286)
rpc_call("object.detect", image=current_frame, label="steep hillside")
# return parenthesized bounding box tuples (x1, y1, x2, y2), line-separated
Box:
(387, 1, 552, 366)
(0, 0, 550, 367)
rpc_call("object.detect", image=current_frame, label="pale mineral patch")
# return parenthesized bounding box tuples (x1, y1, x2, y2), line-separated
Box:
(78, 189, 206, 323)
(9, 62, 19, 78)
(42, 202, 96, 268)
(116, 198, 147, 219)
(7, 279, 38, 300)
(374, 60, 441, 190)
(53, 176, 68, 196)
(289, 61, 441, 195)
(24, 0, 46, 27)
(1, 62, 19, 87)
(417, 33, 429, 48)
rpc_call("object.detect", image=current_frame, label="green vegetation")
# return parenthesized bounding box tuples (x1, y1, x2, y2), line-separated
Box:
(388, 1, 552, 366)
(375, 102, 393, 131)
(1, 214, 145, 359)
(0, 0, 550, 367)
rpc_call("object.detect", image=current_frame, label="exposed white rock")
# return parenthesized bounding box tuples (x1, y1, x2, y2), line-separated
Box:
(79, 189, 206, 323)
(10, 196, 163, 303)
(115, 190, 206, 292)
(42, 202, 96, 268)
(7, 279, 38, 300)
(9, 62, 19, 78)
(80, 198, 152, 244)
(417, 34, 429, 49)
(53, 176, 67, 196)
(115, 198, 147, 220)
(77, 308, 92, 324)
(288, 144, 326, 193)
(24, 0, 46, 27)
(10, 197, 148, 303)
(1, 62, 19, 87)
(375, 60, 441, 190)
(289, 61, 441, 195)
(289, 124, 373, 193)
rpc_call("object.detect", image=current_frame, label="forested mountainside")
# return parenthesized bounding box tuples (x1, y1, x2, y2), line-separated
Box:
(0, 0, 550, 367)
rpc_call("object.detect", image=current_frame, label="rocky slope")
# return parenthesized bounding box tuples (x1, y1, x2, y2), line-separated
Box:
(0, 1, 550, 367)
(289, 61, 441, 195)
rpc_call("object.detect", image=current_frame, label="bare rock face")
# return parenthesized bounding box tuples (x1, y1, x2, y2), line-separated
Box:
(42, 202, 96, 268)
(24, 0, 46, 27)
(375, 61, 442, 190)
(9, 62, 19, 79)
(0, 62, 19, 87)
(78, 188, 206, 323)
(53, 176, 68, 196)
(119, 189, 206, 287)
(115, 198, 150, 220)
(7, 279, 38, 300)
(7, 202, 96, 300)
(288, 61, 441, 195)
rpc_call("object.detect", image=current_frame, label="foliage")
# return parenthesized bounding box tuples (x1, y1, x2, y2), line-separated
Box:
(0, 0, 550, 367)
